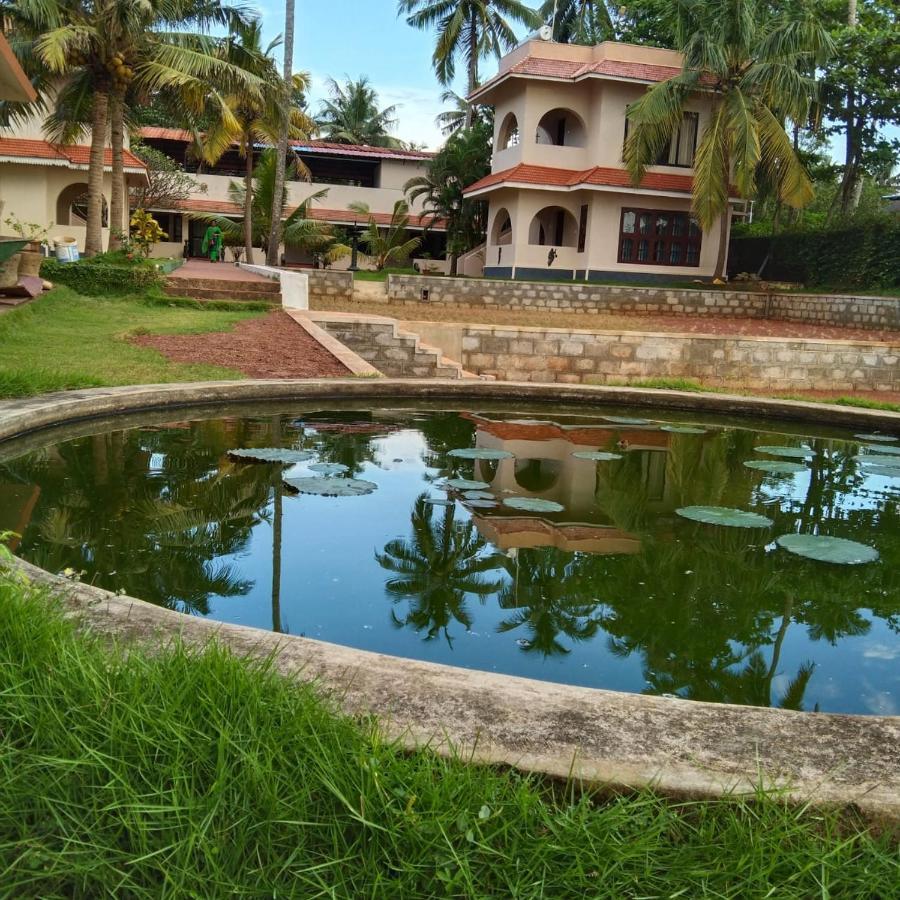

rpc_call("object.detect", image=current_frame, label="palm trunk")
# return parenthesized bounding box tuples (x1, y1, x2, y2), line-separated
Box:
(85, 91, 109, 257)
(712, 209, 730, 281)
(839, 0, 860, 215)
(464, 12, 478, 129)
(267, 0, 295, 267)
(243, 139, 254, 262)
(108, 92, 125, 252)
(271, 416, 283, 633)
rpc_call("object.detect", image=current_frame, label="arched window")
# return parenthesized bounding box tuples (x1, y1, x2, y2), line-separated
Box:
(528, 206, 578, 247)
(56, 183, 108, 227)
(535, 108, 587, 147)
(490, 208, 513, 246)
(497, 112, 520, 150)
(514, 458, 562, 493)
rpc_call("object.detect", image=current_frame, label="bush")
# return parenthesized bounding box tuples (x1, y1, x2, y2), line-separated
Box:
(728, 219, 900, 290)
(40, 259, 163, 295)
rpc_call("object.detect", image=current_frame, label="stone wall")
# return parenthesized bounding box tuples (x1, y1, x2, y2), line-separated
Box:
(307, 270, 353, 303)
(387, 274, 900, 331)
(408, 322, 900, 392)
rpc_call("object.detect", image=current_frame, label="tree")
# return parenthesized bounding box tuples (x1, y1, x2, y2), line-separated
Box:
(405, 120, 492, 274)
(435, 88, 492, 136)
(539, 0, 614, 44)
(348, 200, 422, 270)
(315, 77, 402, 148)
(129, 140, 207, 211)
(399, 0, 541, 127)
(624, 0, 831, 279)
(267, 0, 296, 266)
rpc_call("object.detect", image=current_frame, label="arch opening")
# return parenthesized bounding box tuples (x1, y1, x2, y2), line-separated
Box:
(514, 458, 562, 493)
(490, 208, 513, 246)
(536, 108, 586, 147)
(497, 113, 520, 151)
(528, 206, 579, 247)
(56, 183, 108, 227)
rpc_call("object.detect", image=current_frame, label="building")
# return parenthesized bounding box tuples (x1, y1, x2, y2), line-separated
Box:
(464, 39, 732, 282)
(0, 32, 35, 103)
(136, 127, 447, 265)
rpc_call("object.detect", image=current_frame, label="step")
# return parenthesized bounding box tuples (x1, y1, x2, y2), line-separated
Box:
(163, 285, 281, 303)
(166, 277, 281, 294)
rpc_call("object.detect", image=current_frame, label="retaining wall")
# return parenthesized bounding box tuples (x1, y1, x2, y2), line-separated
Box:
(406, 321, 900, 393)
(386, 274, 900, 331)
(306, 270, 353, 303)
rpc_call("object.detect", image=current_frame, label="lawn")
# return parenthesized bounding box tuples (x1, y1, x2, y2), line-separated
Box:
(0, 288, 261, 398)
(0, 572, 896, 898)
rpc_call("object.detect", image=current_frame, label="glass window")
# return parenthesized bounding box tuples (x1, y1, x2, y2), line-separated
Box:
(671, 215, 686, 237)
(620, 238, 633, 261)
(669, 243, 683, 264)
(655, 215, 669, 235)
(618, 207, 702, 267)
(622, 211, 636, 234)
(638, 214, 650, 234)
(686, 243, 700, 265)
(637, 240, 649, 261)
(654, 240, 666, 262)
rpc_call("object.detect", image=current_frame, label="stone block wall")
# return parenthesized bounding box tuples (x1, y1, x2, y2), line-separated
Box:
(307, 270, 353, 303)
(443, 324, 900, 392)
(386, 274, 900, 331)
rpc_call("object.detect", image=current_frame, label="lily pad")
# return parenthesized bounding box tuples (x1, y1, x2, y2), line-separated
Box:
(603, 415, 650, 425)
(855, 454, 900, 466)
(228, 448, 315, 465)
(743, 460, 807, 474)
(283, 476, 377, 497)
(464, 499, 499, 509)
(463, 490, 494, 500)
(448, 448, 514, 460)
(572, 450, 623, 461)
(863, 443, 900, 456)
(776, 533, 879, 565)
(860, 464, 900, 478)
(676, 506, 773, 528)
(446, 478, 491, 490)
(855, 433, 897, 442)
(502, 497, 565, 513)
(754, 445, 816, 459)
(308, 462, 349, 475)
(424, 498, 455, 507)
(660, 425, 707, 434)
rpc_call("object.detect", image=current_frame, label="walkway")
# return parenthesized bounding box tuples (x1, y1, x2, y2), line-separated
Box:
(167, 259, 271, 283)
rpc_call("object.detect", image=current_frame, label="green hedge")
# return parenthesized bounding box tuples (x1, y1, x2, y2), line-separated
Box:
(40, 259, 163, 295)
(728, 219, 900, 290)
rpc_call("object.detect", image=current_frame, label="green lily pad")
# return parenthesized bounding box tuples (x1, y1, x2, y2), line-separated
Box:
(228, 448, 315, 465)
(676, 506, 773, 528)
(860, 464, 900, 478)
(502, 497, 565, 513)
(448, 448, 514, 460)
(464, 499, 499, 509)
(660, 425, 707, 434)
(863, 443, 900, 456)
(776, 533, 879, 565)
(743, 460, 807, 474)
(308, 462, 349, 475)
(603, 415, 650, 425)
(754, 445, 816, 459)
(855, 433, 897, 442)
(446, 478, 491, 490)
(424, 498, 455, 507)
(572, 451, 623, 461)
(463, 490, 494, 500)
(284, 476, 377, 497)
(855, 454, 900, 467)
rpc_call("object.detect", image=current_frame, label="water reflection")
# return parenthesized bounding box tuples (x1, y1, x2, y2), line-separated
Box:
(1, 407, 898, 714)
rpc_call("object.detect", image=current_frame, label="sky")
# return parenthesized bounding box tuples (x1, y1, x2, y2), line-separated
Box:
(254, 0, 481, 150)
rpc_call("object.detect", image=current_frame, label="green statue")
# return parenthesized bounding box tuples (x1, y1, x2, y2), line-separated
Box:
(201, 225, 224, 262)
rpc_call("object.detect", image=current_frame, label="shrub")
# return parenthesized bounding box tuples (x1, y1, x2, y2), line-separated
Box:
(40, 259, 163, 295)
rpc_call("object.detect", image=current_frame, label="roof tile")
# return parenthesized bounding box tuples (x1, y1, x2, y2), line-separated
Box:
(0, 137, 146, 170)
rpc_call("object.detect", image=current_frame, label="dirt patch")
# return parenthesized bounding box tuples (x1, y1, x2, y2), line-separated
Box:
(315, 298, 900, 344)
(133, 311, 350, 378)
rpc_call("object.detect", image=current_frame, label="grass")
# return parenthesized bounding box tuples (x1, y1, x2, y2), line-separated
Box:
(353, 266, 419, 282)
(0, 573, 896, 898)
(0, 287, 262, 398)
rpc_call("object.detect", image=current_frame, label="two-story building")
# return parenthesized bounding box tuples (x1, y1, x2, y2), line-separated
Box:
(464, 39, 732, 282)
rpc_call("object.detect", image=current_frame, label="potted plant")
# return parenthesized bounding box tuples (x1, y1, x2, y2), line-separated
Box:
(3, 215, 52, 278)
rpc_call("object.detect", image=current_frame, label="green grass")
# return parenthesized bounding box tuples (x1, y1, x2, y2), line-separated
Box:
(0, 574, 896, 898)
(0, 287, 262, 398)
(353, 266, 419, 282)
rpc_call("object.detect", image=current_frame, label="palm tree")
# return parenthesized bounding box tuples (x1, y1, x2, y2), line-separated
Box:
(623, 0, 831, 278)
(347, 200, 421, 270)
(267, 0, 296, 266)
(315, 77, 402, 148)
(376, 494, 504, 646)
(399, 0, 541, 128)
(540, 0, 613, 44)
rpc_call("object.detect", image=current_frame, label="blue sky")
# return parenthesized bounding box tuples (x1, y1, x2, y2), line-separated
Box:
(254, 0, 480, 149)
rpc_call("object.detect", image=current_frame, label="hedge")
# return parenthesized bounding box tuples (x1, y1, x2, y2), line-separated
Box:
(40, 259, 163, 295)
(728, 219, 900, 290)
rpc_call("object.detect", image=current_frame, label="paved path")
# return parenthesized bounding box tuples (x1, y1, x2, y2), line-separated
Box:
(168, 259, 270, 283)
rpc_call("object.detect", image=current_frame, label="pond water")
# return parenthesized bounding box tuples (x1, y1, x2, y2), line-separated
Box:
(2, 402, 898, 716)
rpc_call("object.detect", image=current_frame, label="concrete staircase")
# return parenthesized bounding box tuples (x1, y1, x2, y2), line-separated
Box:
(164, 275, 282, 304)
(305, 312, 476, 379)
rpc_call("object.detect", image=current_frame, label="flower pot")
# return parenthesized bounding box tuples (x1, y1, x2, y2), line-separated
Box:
(0, 252, 21, 289)
(18, 249, 43, 278)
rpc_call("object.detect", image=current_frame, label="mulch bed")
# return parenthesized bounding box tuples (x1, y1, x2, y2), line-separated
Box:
(133, 311, 350, 378)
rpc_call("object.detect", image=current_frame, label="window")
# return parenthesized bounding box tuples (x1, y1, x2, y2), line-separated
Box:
(623, 112, 699, 168)
(577, 205, 588, 253)
(618, 207, 701, 267)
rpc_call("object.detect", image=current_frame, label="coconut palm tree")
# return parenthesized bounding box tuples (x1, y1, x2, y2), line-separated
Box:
(399, 0, 541, 128)
(623, 0, 832, 278)
(539, 0, 613, 44)
(347, 200, 422, 271)
(315, 77, 402, 148)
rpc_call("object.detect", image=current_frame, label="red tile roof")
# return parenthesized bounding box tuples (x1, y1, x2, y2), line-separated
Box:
(0, 137, 147, 171)
(463, 163, 697, 196)
(136, 126, 195, 142)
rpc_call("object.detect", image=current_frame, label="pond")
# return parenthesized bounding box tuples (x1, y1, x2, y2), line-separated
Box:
(2, 401, 898, 716)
